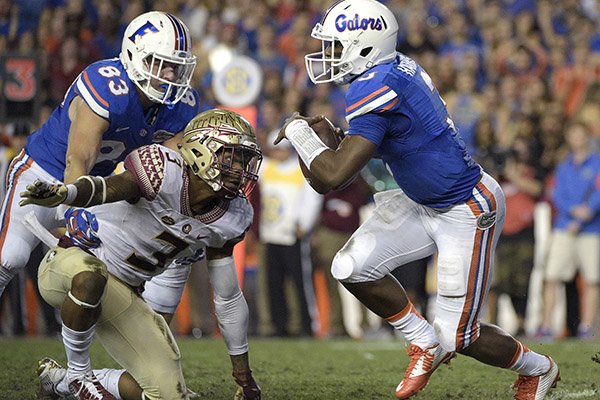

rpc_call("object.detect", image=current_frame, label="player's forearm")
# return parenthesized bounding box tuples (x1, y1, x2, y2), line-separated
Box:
(230, 352, 252, 376)
(64, 153, 96, 184)
(230, 351, 261, 399)
(208, 257, 250, 355)
(64, 172, 140, 207)
(310, 150, 354, 188)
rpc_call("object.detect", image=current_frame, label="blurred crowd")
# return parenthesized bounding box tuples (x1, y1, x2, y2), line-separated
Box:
(1, 0, 600, 342)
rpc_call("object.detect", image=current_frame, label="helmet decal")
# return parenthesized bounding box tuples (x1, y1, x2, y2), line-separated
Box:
(128, 21, 159, 43)
(164, 13, 189, 52)
(334, 14, 384, 32)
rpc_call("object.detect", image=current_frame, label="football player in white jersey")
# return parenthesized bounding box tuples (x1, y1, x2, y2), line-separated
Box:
(0, 11, 199, 301)
(276, 1, 559, 400)
(19, 110, 263, 400)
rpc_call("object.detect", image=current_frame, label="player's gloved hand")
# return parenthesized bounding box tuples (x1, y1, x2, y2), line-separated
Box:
(185, 387, 200, 399)
(19, 179, 67, 207)
(233, 371, 261, 400)
(65, 208, 101, 249)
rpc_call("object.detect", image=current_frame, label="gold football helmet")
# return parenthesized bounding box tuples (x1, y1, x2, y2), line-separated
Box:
(180, 109, 262, 199)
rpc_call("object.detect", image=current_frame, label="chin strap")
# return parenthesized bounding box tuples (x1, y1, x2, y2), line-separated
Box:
(64, 176, 107, 208)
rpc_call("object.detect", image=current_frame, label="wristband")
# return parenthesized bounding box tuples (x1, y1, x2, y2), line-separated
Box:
(80, 176, 96, 207)
(64, 184, 78, 204)
(98, 176, 107, 204)
(285, 119, 328, 168)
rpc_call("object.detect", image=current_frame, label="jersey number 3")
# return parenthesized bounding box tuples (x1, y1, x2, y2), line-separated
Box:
(98, 66, 129, 96)
(127, 231, 189, 272)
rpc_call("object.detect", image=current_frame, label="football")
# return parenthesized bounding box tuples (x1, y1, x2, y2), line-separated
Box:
(298, 117, 342, 194)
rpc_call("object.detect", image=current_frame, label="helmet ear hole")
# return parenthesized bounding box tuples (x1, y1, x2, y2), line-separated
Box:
(360, 47, 373, 57)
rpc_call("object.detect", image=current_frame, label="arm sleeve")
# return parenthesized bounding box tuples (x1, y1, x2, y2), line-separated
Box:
(345, 79, 398, 122)
(347, 112, 389, 147)
(207, 256, 249, 355)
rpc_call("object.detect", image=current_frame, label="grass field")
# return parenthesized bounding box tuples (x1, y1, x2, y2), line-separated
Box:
(0, 337, 598, 399)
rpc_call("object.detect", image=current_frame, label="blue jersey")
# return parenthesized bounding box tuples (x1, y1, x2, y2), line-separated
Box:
(25, 58, 199, 181)
(345, 53, 481, 208)
(552, 153, 600, 234)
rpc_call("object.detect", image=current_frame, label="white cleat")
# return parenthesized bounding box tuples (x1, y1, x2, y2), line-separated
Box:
(512, 356, 560, 400)
(37, 357, 75, 400)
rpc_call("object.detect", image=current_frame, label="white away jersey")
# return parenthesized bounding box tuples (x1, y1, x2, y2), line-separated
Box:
(88, 144, 253, 286)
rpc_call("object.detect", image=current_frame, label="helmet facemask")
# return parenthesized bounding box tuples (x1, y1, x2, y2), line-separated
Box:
(137, 51, 196, 105)
(305, 26, 358, 84)
(212, 142, 262, 199)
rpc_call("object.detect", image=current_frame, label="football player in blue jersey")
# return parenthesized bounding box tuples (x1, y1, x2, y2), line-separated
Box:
(0, 11, 198, 301)
(276, 1, 559, 399)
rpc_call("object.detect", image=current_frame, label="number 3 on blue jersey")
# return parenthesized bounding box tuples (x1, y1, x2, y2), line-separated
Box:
(419, 69, 457, 133)
(98, 66, 129, 96)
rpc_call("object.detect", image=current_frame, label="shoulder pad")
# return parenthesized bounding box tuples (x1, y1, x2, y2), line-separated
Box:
(345, 71, 398, 122)
(123, 145, 166, 200)
(74, 61, 132, 120)
(157, 88, 200, 135)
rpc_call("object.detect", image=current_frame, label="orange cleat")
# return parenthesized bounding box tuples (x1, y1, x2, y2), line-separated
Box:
(512, 356, 560, 400)
(395, 343, 455, 399)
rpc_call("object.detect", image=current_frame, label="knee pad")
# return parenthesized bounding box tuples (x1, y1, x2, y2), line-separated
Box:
(1, 249, 30, 273)
(331, 251, 355, 281)
(331, 232, 379, 282)
(0, 264, 17, 286)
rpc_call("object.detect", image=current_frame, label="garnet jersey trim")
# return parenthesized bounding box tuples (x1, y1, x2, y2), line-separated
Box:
(123, 145, 165, 200)
(180, 171, 230, 223)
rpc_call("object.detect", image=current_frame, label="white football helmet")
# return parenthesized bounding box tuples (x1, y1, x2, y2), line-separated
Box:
(180, 109, 262, 199)
(120, 11, 197, 104)
(305, 0, 399, 84)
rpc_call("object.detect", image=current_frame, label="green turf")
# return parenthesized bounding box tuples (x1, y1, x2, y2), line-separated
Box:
(0, 337, 598, 399)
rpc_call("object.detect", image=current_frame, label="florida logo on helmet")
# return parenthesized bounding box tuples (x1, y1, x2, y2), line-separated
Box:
(128, 21, 159, 43)
(335, 14, 383, 32)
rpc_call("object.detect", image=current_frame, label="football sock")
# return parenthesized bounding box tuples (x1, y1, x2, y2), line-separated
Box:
(387, 302, 438, 348)
(93, 368, 126, 399)
(62, 323, 95, 380)
(508, 340, 551, 376)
